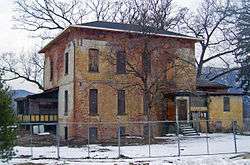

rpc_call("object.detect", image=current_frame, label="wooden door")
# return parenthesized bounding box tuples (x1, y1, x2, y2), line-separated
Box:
(177, 99, 187, 121)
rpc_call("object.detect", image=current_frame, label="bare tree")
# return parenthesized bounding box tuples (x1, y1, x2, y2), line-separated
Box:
(10, 0, 187, 90)
(13, 0, 186, 37)
(181, 0, 239, 80)
(86, 0, 113, 21)
(0, 52, 44, 90)
(102, 1, 195, 120)
(13, 0, 88, 39)
(110, 0, 186, 30)
(235, 0, 250, 94)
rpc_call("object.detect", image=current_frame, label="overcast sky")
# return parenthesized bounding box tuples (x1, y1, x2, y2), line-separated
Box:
(0, 0, 200, 93)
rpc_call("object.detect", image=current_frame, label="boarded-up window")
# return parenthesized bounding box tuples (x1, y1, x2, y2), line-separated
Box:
(88, 49, 99, 72)
(64, 126, 68, 140)
(223, 97, 230, 112)
(50, 60, 53, 81)
(64, 90, 68, 115)
(116, 51, 126, 74)
(89, 127, 97, 143)
(89, 89, 98, 115)
(65, 53, 69, 74)
(117, 90, 125, 115)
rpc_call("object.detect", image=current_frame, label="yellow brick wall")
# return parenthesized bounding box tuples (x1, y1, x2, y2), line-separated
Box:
(175, 48, 196, 92)
(42, 27, 197, 141)
(208, 96, 243, 130)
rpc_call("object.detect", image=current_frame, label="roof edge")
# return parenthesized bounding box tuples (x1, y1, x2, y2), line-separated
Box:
(39, 24, 203, 53)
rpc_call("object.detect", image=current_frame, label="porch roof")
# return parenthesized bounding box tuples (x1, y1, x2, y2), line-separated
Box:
(27, 87, 59, 99)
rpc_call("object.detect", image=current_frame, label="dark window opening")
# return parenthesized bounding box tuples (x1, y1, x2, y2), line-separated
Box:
(89, 89, 98, 115)
(65, 53, 69, 75)
(64, 90, 68, 115)
(223, 97, 230, 112)
(89, 127, 97, 143)
(64, 126, 68, 140)
(117, 90, 125, 115)
(88, 49, 99, 72)
(50, 60, 53, 81)
(116, 51, 126, 74)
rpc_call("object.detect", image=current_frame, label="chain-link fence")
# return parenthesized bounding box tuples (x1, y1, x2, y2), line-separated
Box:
(15, 118, 250, 159)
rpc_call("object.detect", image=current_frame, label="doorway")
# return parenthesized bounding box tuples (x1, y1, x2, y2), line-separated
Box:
(177, 99, 188, 121)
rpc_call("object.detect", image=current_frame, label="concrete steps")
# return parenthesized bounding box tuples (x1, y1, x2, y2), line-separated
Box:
(179, 123, 199, 136)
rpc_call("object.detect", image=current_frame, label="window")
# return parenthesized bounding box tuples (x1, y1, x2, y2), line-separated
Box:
(215, 121, 222, 131)
(191, 96, 207, 107)
(50, 60, 53, 81)
(117, 126, 125, 137)
(142, 52, 151, 74)
(89, 127, 97, 143)
(64, 126, 68, 140)
(223, 97, 230, 112)
(89, 89, 98, 115)
(116, 51, 126, 74)
(64, 90, 68, 115)
(117, 90, 125, 115)
(88, 49, 99, 72)
(65, 52, 69, 75)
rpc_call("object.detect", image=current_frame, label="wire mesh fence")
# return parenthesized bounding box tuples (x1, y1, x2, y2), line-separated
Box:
(15, 118, 250, 159)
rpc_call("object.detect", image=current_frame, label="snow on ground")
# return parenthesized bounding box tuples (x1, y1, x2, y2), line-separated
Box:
(4, 154, 250, 165)
(2, 133, 250, 164)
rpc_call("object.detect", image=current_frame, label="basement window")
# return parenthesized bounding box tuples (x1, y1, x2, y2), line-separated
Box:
(117, 126, 125, 137)
(89, 127, 97, 143)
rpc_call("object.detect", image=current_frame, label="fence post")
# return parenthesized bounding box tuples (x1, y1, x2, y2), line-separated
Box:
(87, 120, 90, 158)
(206, 120, 210, 155)
(176, 121, 180, 157)
(232, 121, 237, 154)
(148, 121, 151, 157)
(56, 123, 60, 159)
(29, 124, 33, 158)
(118, 121, 121, 158)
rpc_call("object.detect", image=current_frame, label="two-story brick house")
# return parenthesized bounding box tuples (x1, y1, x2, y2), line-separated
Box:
(16, 21, 244, 142)
(37, 21, 201, 142)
